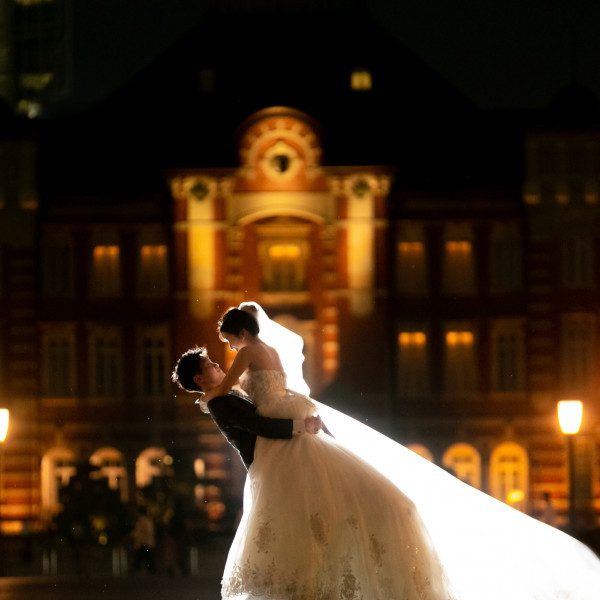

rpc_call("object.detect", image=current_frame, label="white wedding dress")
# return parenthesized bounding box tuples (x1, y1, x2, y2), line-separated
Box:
(221, 369, 455, 600)
(222, 302, 600, 600)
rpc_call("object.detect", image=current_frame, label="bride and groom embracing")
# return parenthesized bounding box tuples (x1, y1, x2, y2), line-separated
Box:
(173, 302, 600, 600)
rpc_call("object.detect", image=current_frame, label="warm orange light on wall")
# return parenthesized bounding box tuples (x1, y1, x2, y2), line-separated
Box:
(397, 241, 423, 253)
(268, 244, 301, 259)
(446, 331, 474, 346)
(141, 245, 166, 261)
(398, 332, 426, 346)
(93, 245, 119, 260)
(446, 241, 472, 254)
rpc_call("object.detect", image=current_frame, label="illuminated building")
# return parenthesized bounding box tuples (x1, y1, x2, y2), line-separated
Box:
(0, 2, 598, 559)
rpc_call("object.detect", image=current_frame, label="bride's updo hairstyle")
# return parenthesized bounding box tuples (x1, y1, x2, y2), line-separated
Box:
(218, 307, 260, 341)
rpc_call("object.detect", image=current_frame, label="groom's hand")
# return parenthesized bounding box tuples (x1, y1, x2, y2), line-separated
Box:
(304, 415, 323, 434)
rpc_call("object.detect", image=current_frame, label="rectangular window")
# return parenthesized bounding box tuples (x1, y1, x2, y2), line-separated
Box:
(397, 330, 428, 397)
(490, 225, 522, 293)
(562, 236, 594, 289)
(260, 241, 308, 292)
(91, 245, 120, 296)
(89, 326, 122, 397)
(491, 320, 525, 392)
(443, 240, 475, 295)
(42, 243, 74, 296)
(139, 325, 170, 397)
(397, 241, 427, 294)
(41, 325, 76, 397)
(138, 244, 168, 296)
(561, 314, 595, 392)
(444, 326, 477, 394)
(350, 68, 372, 91)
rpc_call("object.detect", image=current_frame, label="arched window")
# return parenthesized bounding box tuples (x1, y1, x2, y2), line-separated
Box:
(90, 447, 128, 502)
(490, 442, 529, 510)
(442, 443, 481, 488)
(41, 447, 76, 518)
(406, 444, 434, 463)
(136, 447, 171, 489)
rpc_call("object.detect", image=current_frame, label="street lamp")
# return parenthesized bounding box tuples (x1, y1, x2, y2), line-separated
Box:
(557, 400, 583, 531)
(0, 409, 8, 443)
(0, 408, 8, 576)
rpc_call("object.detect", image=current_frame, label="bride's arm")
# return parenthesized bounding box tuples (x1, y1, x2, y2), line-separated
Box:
(203, 347, 252, 402)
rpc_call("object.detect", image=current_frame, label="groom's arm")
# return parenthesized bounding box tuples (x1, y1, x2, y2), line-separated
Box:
(209, 394, 303, 438)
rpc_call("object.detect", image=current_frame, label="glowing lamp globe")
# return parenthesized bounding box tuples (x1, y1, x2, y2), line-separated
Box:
(557, 400, 583, 435)
(0, 409, 8, 442)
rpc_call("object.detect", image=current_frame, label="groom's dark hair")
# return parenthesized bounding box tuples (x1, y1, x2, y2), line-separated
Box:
(171, 346, 207, 392)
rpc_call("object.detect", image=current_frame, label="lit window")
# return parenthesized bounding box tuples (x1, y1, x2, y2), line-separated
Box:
(89, 326, 122, 397)
(445, 327, 477, 394)
(138, 244, 168, 296)
(136, 447, 170, 488)
(562, 236, 594, 289)
(90, 447, 128, 502)
(397, 241, 427, 294)
(491, 320, 525, 392)
(41, 325, 76, 398)
(41, 447, 76, 517)
(561, 314, 596, 392)
(350, 68, 372, 91)
(523, 180, 541, 205)
(490, 443, 528, 510)
(443, 444, 481, 488)
(406, 444, 434, 462)
(444, 240, 475, 294)
(397, 330, 428, 397)
(92, 245, 120, 296)
(260, 242, 307, 291)
(139, 325, 169, 397)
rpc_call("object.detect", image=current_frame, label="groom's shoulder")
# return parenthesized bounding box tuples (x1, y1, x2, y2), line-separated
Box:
(210, 391, 254, 409)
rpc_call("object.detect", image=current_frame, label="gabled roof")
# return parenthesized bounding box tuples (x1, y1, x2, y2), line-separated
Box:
(40, 7, 519, 195)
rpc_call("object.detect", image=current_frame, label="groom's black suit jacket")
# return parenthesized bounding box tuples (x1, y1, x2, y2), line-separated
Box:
(207, 392, 293, 470)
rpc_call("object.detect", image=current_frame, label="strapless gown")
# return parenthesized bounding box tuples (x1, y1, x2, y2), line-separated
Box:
(220, 370, 454, 600)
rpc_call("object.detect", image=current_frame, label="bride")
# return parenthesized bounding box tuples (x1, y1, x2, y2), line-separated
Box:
(203, 305, 453, 599)
(202, 303, 600, 600)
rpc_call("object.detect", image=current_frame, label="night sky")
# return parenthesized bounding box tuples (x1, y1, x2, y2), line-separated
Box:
(69, 0, 600, 114)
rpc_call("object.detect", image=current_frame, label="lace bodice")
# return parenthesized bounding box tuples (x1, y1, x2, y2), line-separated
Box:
(239, 370, 287, 408)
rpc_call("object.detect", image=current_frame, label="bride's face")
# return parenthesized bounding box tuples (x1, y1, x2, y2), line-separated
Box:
(222, 331, 246, 351)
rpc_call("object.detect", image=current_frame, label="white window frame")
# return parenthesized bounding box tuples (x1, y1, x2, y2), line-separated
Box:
(444, 322, 477, 395)
(490, 319, 525, 394)
(137, 324, 170, 398)
(88, 325, 123, 398)
(561, 313, 596, 393)
(489, 442, 529, 510)
(443, 443, 482, 489)
(41, 323, 76, 398)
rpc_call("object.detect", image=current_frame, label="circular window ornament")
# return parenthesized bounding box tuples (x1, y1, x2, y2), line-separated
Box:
(352, 179, 371, 198)
(190, 181, 209, 201)
(261, 140, 301, 180)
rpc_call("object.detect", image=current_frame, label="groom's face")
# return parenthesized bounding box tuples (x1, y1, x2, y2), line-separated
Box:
(195, 357, 225, 391)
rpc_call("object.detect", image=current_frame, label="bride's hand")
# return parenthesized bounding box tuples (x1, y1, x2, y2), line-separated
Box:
(195, 393, 210, 414)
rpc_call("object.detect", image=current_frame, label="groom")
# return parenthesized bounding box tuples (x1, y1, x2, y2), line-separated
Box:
(171, 346, 322, 469)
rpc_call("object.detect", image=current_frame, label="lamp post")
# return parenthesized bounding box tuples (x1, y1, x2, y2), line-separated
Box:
(557, 400, 583, 532)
